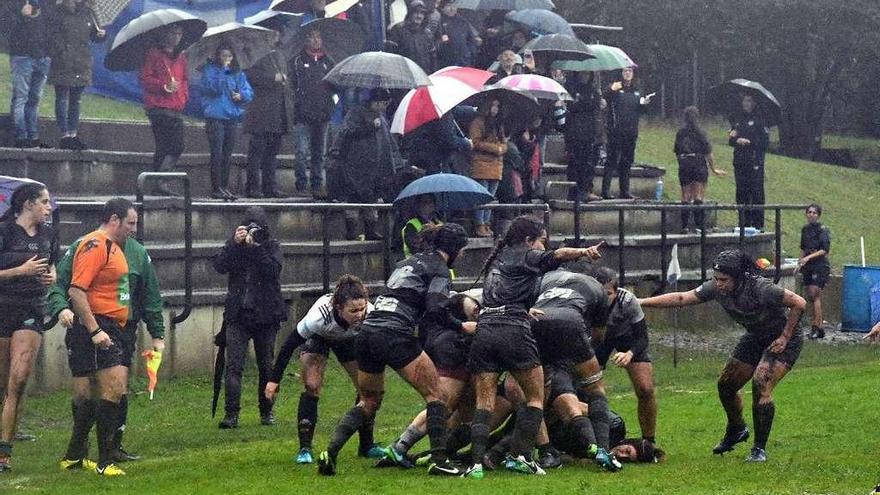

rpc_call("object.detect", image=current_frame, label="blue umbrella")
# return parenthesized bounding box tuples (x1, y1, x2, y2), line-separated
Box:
(505, 10, 574, 36)
(0, 176, 56, 219)
(394, 173, 494, 211)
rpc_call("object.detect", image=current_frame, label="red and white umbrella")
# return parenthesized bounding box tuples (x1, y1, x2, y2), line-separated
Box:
(492, 73, 572, 102)
(391, 66, 494, 135)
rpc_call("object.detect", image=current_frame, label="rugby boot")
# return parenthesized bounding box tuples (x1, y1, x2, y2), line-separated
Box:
(218, 414, 239, 429)
(110, 447, 142, 463)
(60, 458, 98, 471)
(95, 463, 126, 476)
(595, 448, 623, 472)
(358, 443, 385, 459)
(870, 484, 880, 494)
(427, 459, 461, 476)
(537, 446, 562, 469)
(712, 425, 750, 454)
(460, 463, 484, 479)
(377, 445, 413, 468)
(296, 448, 314, 464)
(261, 412, 276, 426)
(503, 454, 546, 475)
(745, 447, 767, 462)
(317, 451, 336, 476)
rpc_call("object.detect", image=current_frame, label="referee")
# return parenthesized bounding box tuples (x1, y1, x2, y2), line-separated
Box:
(57, 198, 138, 476)
(48, 218, 165, 464)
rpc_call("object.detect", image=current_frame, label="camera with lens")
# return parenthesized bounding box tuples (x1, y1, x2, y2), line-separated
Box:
(245, 222, 270, 245)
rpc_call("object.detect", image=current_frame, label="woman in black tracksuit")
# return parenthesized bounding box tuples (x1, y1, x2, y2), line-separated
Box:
(463, 215, 602, 478)
(603, 67, 652, 199)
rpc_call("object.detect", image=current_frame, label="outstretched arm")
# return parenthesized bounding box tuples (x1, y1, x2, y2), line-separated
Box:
(639, 290, 702, 309)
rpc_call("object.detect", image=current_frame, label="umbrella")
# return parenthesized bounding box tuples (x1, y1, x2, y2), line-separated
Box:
(0, 176, 56, 219)
(211, 322, 227, 418)
(91, 0, 132, 27)
(270, 0, 310, 13)
(243, 10, 303, 46)
(142, 349, 163, 400)
(455, 0, 555, 11)
(394, 173, 494, 211)
(184, 23, 277, 72)
(285, 17, 365, 63)
(552, 44, 636, 72)
(707, 79, 782, 127)
(105, 9, 207, 72)
(325, 0, 360, 18)
(492, 73, 571, 101)
(461, 86, 541, 136)
(505, 9, 574, 36)
(391, 66, 494, 134)
(520, 33, 594, 67)
(324, 51, 431, 89)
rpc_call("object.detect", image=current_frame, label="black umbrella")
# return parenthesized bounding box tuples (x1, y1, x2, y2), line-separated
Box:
(285, 17, 365, 63)
(105, 9, 207, 71)
(707, 79, 782, 127)
(185, 22, 278, 72)
(505, 9, 573, 36)
(461, 87, 540, 137)
(455, 0, 555, 10)
(92, 0, 133, 27)
(324, 51, 431, 89)
(520, 33, 593, 68)
(211, 322, 227, 418)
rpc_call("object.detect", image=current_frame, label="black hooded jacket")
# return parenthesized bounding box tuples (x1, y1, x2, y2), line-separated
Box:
(212, 207, 286, 325)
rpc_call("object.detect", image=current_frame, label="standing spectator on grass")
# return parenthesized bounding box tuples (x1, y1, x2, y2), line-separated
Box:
(139, 25, 189, 196)
(435, 0, 481, 69)
(798, 203, 830, 340)
(47, 0, 106, 150)
(603, 67, 652, 199)
(728, 94, 770, 230)
(9, 0, 51, 149)
(564, 71, 604, 202)
(290, 27, 335, 199)
(201, 45, 253, 201)
(0, 182, 58, 472)
(243, 27, 294, 198)
(674, 106, 726, 233)
(58, 198, 137, 477)
(469, 98, 507, 238)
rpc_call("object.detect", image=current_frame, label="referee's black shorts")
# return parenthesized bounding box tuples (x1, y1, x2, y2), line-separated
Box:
(66, 315, 126, 377)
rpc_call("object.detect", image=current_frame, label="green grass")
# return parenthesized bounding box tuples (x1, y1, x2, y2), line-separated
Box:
(4, 334, 879, 494)
(635, 118, 880, 272)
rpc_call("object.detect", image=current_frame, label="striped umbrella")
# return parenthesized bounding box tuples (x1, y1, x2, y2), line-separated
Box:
(391, 66, 494, 134)
(491, 73, 571, 101)
(323, 51, 431, 89)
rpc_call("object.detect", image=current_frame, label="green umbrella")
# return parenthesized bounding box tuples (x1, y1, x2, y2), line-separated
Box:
(551, 44, 635, 72)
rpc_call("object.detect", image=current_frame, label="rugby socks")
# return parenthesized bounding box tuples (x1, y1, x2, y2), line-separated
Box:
(426, 401, 449, 462)
(693, 199, 705, 229)
(113, 394, 128, 450)
(681, 201, 691, 229)
(395, 424, 426, 454)
(65, 399, 96, 460)
(444, 424, 470, 457)
(328, 406, 366, 459)
(298, 393, 319, 449)
(96, 399, 120, 468)
(585, 391, 611, 450)
(509, 406, 543, 457)
(469, 408, 492, 463)
(358, 396, 377, 452)
(569, 415, 598, 451)
(752, 401, 775, 450)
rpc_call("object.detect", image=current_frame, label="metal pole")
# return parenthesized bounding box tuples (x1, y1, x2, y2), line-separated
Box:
(672, 280, 678, 368)
(699, 207, 707, 282)
(322, 210, 330, 293)
(382, 207, 393, 281)
(573, 192, 582, 246)
(774, 208, 782, 284)
(172, 174, 192, 325)
(660, 208, 667, 290)
(618, 209, 625, 285)
(738, 205, 745, 247)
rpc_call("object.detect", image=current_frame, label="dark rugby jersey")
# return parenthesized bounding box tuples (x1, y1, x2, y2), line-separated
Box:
(482, 246, 561, 310)
(800, 222, 830, 268)
(695, 275, 789, 338)
(604, 288, 646, 341)
(0, 220, 59, 302)
(534, 269, 607, 327)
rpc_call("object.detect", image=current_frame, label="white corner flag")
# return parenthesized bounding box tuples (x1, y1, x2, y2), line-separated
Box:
(667, 243, 682, 285)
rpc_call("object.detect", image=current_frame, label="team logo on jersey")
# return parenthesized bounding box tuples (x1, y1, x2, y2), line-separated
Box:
(82, 239, 100, 252)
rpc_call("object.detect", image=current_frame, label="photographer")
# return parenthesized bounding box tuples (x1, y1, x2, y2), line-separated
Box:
(213, 207, 285, 429)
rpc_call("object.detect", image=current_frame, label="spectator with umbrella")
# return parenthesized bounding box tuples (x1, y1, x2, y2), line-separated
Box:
(469, 97, 507, 237)
(9, 0, 51, 149)
(47, 0, 106, 150)
(387, 0, 436, 74)
(727, 92, 772, 230)
(200, 44, 253, 201)
(487, 49, 523, 84)
(603, 67, 653, 199)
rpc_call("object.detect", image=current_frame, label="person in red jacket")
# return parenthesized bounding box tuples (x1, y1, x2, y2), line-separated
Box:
(139, 25, 188, 196)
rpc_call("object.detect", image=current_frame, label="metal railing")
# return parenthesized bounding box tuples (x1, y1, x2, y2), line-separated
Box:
(564, 199, 810, 286)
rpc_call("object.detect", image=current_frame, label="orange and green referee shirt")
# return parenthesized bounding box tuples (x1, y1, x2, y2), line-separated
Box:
(70, 229, 130, 328)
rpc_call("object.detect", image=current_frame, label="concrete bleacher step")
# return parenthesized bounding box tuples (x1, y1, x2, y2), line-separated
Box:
(540, 162, 665, 200)
(547, 199, 718, 237)
(0, 148, 310, 198)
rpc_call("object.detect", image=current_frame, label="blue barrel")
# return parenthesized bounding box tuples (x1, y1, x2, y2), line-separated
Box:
(841, 264, 880, 332)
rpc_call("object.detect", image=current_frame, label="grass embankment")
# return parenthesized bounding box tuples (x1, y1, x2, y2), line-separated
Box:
(3, 335, 879, 494)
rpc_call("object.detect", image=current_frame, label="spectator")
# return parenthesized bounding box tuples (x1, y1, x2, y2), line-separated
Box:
(330, 89, 397, 240)
(436, 0, 481, 68)
(475, 9, 507, 69)
(139, 25, 189, 196)
(213, 207, 286, 429)
(243, 28, 295, 198)
(728, 94, 770, 230)
(513, 115, 543, 202)
(302, 0, 344, 23)
(401, 194, 441, 258)
(47, 0, 105, 150)
(487, 49, 523, 84)
(290, 27, 336, 198)
(564, 71, 604, 202)
(469, 98, 507, 238)
(9, 0, 51, 149)
(798, 203, 831, 340)
(400, 111, 472, 175)
(603, 67, 652, 199)
(387, 0, 435, 74)
(201, 45, 253, 201)
(673, 106, 725, 232)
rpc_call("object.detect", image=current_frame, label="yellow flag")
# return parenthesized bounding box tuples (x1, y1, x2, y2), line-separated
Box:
(142, 349, 163, 400)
